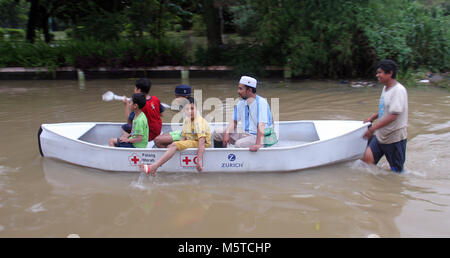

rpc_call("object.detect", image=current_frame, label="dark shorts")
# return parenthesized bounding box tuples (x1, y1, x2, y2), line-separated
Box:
(115, 138, 135, 148)
(122, 123, 132, 134)
(368, 136, 407, 173)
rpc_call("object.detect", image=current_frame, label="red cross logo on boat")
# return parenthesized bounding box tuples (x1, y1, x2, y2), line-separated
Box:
(128, 153, 141, 166)
(180, 154, 199, 167)
(182, 156, 191, 165)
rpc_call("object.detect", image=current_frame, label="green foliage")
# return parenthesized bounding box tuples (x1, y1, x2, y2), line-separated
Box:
(70, 10, 125, 41)
(224, 0, 448, 79)
(397, 68, 449, 90)
(397, 68, 421, 88)
(192, 14, 206, 36)
(0, 40, 60, 71)
(64, 37, 188, 69)
(0, 0, 29, 28)
(2, 28, 25, 40)
(194, 43, 282, 76)
(173, 24, 183, 32)
(0, 38, 187, 70)
(229, 3, 258, 36)
(358, 0, 449, 73)
(124, 0, 181, 39)
(228, 0, 373, 78)
(1, 0, 447, 81)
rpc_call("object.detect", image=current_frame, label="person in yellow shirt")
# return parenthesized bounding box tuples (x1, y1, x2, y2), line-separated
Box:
(140, 97, 211, 175)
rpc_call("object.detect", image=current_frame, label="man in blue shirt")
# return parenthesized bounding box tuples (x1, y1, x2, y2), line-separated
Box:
(214, 76, 273, 152)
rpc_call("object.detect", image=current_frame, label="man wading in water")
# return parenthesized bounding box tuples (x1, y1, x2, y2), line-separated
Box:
(362, 59, 408, 173)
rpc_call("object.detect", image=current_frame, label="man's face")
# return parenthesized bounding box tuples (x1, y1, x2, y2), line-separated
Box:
(237, 83, 249, 99)
(376, 68, 392, 85)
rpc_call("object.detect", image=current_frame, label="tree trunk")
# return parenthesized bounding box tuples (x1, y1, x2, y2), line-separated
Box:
(156, 0, 165, 39)
(26, 0, 39, 43)
(42, 12, 50, 43)
(39, 4, 51, 43)
(202, 0, 223, 48)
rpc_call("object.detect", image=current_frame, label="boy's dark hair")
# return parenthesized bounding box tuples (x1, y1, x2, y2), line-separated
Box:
(377, 59, 398, 79)
(135, 78, 151, 94)
(186, 96, 197, 106)
(132, 93, 147, 109)
(246, 86, 256, 94)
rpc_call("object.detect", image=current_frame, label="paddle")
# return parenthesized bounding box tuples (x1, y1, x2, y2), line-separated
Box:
(102, 91, 171, 109)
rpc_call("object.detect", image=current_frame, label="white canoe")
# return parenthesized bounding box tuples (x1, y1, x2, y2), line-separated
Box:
(38, 120, 370, 173)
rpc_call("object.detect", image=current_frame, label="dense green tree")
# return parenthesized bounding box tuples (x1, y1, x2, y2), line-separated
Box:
(0, 0, 29, 28)
(3, 0, 447, 77)
(228, 0, 448, 77)
(358, 0, 449, 71)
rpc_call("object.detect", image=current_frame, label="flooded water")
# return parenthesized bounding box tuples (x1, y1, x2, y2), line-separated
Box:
(0, 78, 449, 237)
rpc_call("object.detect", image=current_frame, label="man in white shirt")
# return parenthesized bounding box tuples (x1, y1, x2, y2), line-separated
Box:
(362, 59, 408, 173)
(214, 76, 273, 152)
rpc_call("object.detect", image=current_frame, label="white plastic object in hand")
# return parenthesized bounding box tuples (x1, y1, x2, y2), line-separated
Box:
(102, 91, 130, 102)
(102, 90, 172, 110)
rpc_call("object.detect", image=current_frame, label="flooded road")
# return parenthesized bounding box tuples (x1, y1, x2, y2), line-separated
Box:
(0, 78, 449, 237)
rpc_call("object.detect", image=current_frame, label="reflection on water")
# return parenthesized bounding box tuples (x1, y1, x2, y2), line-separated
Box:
(0, 78, 449, 237)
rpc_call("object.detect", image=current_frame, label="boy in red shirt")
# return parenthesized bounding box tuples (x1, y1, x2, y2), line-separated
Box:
(121, 78, 165, 141)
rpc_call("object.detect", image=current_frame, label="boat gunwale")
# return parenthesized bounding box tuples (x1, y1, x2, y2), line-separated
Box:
(41, 120, 370, 152)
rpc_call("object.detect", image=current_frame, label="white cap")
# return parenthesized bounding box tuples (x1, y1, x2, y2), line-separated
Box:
(239, 76, 257, 88)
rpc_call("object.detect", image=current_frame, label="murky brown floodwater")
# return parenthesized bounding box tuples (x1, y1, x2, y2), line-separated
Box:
(0, 78, 449, 237)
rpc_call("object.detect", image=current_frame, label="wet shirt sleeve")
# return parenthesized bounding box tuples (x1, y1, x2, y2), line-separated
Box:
(388, 87, 406, 115)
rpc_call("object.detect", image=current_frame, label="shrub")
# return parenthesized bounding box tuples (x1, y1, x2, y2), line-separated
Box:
(231, 0, 449, 79)
(192, 14, 206, 36)
(173, 24, 183, 32)
(0, 37, 187, 70)
(194, 43, 281, 76)
(359, 0, 449, 73)
(4, 28, 25, 40)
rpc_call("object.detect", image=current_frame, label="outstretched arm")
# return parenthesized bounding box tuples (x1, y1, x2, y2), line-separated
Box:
(123, 97, 132, 122)
(196, 137, 206, 172)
